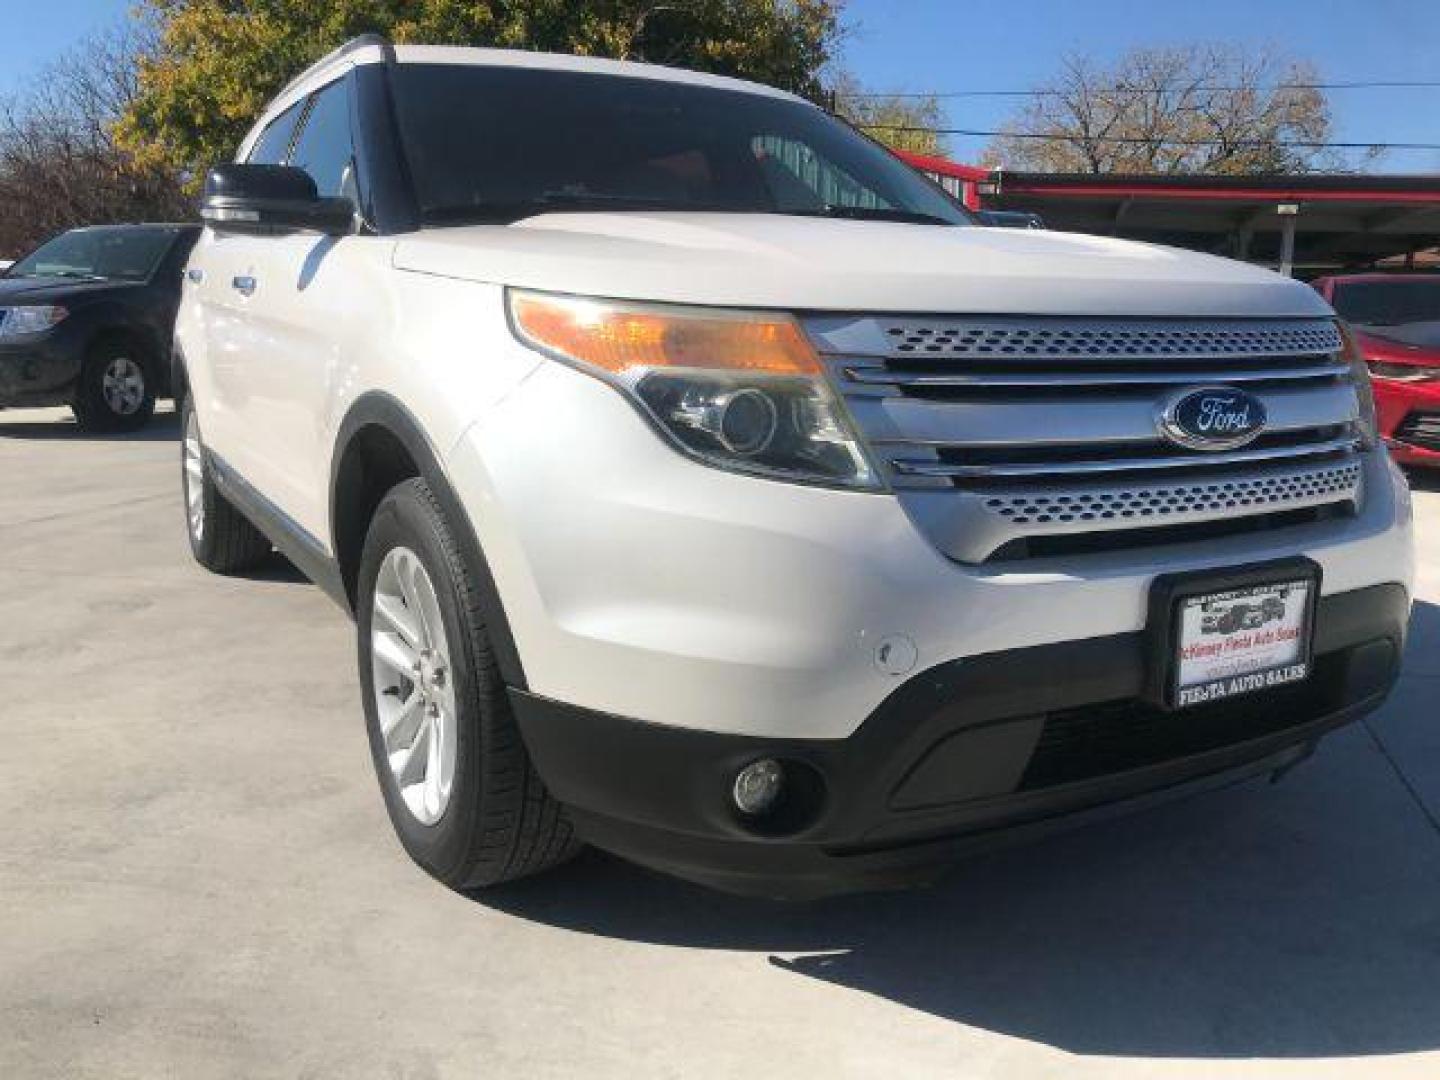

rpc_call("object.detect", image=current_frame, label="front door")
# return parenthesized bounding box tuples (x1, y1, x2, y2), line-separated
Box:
(202, 73, 362, 544)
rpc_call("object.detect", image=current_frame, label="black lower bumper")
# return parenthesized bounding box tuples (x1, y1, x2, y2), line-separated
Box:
(0, 342, 81, 407)
(511, 582, 1409, 898)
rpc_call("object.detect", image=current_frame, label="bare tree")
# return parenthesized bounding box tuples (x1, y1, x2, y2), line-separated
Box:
(0, 24, 189, 258)
(985, 45, 1353, 175)
(830, 72, 948, 156)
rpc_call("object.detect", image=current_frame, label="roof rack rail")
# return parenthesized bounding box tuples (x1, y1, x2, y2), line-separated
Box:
(277, 33, 391, 100)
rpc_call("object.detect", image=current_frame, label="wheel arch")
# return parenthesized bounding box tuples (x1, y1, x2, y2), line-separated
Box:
(170, 337, 190, 406)
(330, 392, 528, 688)
(84, 321, 170, 396)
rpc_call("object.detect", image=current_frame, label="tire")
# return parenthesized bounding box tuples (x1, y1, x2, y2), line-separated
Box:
(180, 395, 272, 573)
(357, 478, 579, 890)
(71, 337, 157, 432)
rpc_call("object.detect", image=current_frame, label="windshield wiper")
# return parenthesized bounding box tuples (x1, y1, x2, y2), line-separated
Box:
(775, 205, 958, 226)
(32, 270, 109, 282)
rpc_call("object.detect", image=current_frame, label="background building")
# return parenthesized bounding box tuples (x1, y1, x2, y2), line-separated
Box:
(896, 151, 1440, 278)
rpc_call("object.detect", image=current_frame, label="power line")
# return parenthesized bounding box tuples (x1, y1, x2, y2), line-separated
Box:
(855, 123, 1440, 151)
(839, 80, 1440, 100)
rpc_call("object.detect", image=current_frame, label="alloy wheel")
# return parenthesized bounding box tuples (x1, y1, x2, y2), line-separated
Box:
(370, 546, 457, 826)
(183, 409, 205, 543)
(101, 356, 146, 416)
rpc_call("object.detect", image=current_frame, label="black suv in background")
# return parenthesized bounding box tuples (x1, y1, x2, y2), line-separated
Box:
(0, 223, 200, 431)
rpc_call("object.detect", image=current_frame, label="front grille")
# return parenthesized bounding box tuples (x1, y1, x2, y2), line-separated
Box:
(877, 318, 1342, 360)
(806, 315, 1366, 562)
(984, 460, 1361, 526)
(988, 505, 1340, 561)
(1395, 411, 1440, 452)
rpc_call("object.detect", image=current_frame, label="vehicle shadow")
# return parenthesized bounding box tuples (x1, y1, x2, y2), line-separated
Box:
(1404, 594, 1439, 675)
(0, 410, 180, 442)
(477, 600, 1440, 1060)
(235, 551, 310, 586)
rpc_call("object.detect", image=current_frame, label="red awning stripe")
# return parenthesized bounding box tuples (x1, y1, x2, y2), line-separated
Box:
(995, 182, 1440, 204)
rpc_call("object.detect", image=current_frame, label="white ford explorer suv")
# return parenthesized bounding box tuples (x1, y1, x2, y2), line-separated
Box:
(176, 36, 1414, 898)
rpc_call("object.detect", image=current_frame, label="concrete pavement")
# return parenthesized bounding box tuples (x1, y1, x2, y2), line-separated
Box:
(2, 404, 1438, 1079)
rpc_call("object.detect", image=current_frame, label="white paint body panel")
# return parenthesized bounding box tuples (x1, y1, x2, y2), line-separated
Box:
(393, 213, 1334, 318)
(177, 48, 1413, 742)
(444, 357, 1411, 739)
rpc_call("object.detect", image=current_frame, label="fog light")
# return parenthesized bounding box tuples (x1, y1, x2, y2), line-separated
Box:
(732, 758, 785, 817)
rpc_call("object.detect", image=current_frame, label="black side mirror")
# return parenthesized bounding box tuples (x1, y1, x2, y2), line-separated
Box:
(201, 164, 354, 236)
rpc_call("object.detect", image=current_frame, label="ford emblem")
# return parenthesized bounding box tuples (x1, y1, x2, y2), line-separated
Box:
(1159, 387, 1268, 451)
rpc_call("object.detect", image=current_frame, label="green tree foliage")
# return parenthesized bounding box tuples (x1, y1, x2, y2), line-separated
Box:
(119, 0, 842, 176)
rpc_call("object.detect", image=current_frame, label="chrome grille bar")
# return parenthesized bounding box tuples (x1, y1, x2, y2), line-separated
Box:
(847, 381, 1358, 449)
(843, 361, 1351, 391)
(889, 434, 1362, 480)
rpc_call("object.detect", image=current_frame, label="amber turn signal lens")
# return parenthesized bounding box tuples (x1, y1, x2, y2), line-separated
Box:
(510, 292, 821, 377)
(1337, 320, 1380, 448)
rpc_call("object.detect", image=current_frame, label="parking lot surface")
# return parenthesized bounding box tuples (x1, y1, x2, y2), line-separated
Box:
(3, 405, 1439, 1079)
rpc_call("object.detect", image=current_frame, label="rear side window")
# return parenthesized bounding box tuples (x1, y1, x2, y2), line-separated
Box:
(1331, 279, 1440, 327)
(247, 103, 303, 165)
(288, 78, 355, 196)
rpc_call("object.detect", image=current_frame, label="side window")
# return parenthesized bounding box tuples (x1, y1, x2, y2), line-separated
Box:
(752, 134, 891, 212)
(247, 103, 303, 165)
(288, 78, 355, 196)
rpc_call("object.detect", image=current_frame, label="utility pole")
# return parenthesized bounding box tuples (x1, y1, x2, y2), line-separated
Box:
(1276, 203, 1300, 277)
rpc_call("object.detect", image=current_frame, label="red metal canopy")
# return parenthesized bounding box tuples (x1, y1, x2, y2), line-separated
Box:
(894, 152, 1440, 275)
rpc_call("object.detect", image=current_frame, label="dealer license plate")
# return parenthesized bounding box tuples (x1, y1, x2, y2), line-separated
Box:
(1172, 579, 1314, 708)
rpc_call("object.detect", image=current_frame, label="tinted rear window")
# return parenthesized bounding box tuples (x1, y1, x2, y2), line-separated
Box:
(1331, 279, 1440, 326)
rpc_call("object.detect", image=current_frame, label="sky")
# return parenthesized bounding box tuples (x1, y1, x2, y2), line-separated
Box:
(5, 0, 1440, 172)
(842, 0, 1440, 172)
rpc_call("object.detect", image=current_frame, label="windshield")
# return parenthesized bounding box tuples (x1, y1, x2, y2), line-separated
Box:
(7, 226, 180, 282)
(390, 64, 970, 227)
(1331, 279, 1440, 327)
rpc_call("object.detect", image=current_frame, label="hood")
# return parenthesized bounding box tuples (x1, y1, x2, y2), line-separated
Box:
(393, 212, 1332, 319)
(1353, 320, 1440, 362)
(0, 275, 140, 305)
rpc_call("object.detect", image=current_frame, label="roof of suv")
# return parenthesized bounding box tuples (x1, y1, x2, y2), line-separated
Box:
(276, 37, 805, 114)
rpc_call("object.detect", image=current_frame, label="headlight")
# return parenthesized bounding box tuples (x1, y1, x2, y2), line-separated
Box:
(1338, 322, 1379, 449)
(0, 305, 68, 337)
(508, 291, 880, 489)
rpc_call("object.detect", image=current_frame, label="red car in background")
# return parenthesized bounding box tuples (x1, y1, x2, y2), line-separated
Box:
(1312, 273, 1440, 467)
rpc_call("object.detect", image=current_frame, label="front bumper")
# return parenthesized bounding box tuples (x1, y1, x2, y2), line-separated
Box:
(448, 359, 1415, 742)
(0, 337, 81, 407)
(1375, 377, 1440, 467)
(514, 582, 1408, 898)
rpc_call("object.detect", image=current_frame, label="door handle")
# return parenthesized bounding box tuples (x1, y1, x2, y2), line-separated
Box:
(231, 275, 257, 297)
